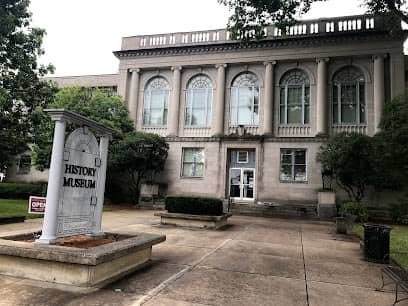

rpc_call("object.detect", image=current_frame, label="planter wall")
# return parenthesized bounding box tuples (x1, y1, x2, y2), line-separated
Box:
(155, 212, 232, 230)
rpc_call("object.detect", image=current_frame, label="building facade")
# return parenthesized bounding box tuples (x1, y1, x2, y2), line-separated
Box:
(9, 14, 407, 209)
(114, 14, 406, 206)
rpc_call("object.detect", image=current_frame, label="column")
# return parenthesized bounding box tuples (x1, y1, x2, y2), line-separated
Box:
(167, 66, 182, 136)
(373, 55, 385, 133)
(390, 52, 405, 99)
(263, 61, 276, 135)
(212, 64, 227, 136)
(36, 119, 67, 244)
(316, 58, 329, 136)
(92, 135, 110, 236)
(127, 68, 140, 128)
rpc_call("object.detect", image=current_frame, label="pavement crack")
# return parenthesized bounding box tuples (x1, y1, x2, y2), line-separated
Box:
(300, 228, 310, 306)
(131, 238, 232, 306)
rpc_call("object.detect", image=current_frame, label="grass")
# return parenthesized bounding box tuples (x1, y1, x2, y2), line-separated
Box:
(353, 224, 408, 269)
(0, 199, 112, 220)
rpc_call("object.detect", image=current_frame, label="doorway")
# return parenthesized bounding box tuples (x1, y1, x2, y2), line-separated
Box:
(229, 168, 255, 200)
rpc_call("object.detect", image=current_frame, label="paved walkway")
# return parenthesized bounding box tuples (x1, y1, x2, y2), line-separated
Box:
(0, 210, 402, 306)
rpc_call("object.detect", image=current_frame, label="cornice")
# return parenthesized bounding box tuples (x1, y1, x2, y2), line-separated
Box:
(113, 31, 407, 60)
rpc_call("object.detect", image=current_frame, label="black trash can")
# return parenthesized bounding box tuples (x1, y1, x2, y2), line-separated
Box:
(363, 224, 392, 264)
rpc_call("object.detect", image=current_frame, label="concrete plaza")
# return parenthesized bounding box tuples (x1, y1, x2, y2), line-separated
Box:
(0, 210, 402, 306)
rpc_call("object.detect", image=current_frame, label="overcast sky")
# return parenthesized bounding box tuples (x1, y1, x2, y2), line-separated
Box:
(30, 0, 367, 76)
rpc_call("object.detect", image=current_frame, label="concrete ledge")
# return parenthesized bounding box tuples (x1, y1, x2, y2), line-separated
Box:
(154, 211, 232, 230)
(0, 231, 165, 287)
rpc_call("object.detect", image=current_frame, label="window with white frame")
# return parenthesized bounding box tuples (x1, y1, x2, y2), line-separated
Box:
(143, 77, 170, 126)
(280, 69, 310, 125)
(185, 75, 213, 127)
(332, 66, 366, 124)
(237, 151, 249, 163)
(280, 149, 307, 182)
(230, 72, 260, 126)
(181, 148, 205, 177)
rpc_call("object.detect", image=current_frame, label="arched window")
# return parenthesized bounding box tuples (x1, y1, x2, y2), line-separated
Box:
(333, 67, 366, 124)
(280, 69, 310, 125)
(230, 72, 260, 126)
(185, 75, 213, 127)
(143, 77, 170, 126)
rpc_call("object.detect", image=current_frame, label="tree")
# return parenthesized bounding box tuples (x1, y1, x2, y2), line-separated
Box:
(32, 86, 134, 170)
(0, 0, 56, 172)
(108, 132, 169, 204)
(317, 132, 376, 202)
(33, 86, 169, 205)
(375, 90, 408, 189)
(219, 0, 408, 39)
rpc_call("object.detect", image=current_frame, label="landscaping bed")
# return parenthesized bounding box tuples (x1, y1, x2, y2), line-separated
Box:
(155, 211, 232, 230)
(0, 231, 165, 287)
(158, 196, 232, 229)
(353, 224, 408, 269)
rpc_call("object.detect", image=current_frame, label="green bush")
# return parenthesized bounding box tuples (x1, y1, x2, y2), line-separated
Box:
(0, 182, 47, 199)
(165, 196, 223, 216)
(389, 201, 408, 225)
(339, 202, 369, 222)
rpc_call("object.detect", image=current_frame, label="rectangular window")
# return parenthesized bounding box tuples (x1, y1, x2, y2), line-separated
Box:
(237, 151, 249, 163)
(230, 87, 259, 126)
(143, 89, 169, 126)
(182, 148, 204, 177)
(17, 155, 31, 175)
(280, 149, 307, 182)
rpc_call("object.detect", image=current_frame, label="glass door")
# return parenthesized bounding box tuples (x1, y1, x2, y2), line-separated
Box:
(229, 168, 255, 200)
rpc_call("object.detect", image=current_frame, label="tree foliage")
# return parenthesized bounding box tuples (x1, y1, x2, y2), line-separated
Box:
(317, 133, 376, 202)
(219, 0, 408, 39)
(33, 86, 169, 205)
(0, 0, 56, 171)
(375, 90, 408, 189)
(32, 86, 134, 171)
(109, 132, 169, 204)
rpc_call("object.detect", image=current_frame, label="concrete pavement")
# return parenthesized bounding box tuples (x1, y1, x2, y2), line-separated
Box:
(0, 210, 402, 306)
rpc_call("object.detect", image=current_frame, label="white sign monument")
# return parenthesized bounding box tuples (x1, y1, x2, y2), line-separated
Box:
(37, 109, 114, 244)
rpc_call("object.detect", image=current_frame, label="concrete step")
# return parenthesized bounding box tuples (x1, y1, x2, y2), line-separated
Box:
(229, 202, 318, 219)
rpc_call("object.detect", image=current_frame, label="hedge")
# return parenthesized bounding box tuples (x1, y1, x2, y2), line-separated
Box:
(165, 196, 223, 216)
(0, 182, 47, 199)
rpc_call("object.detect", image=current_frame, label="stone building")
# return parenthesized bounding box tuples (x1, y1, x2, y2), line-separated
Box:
(9, 14, 407, 214)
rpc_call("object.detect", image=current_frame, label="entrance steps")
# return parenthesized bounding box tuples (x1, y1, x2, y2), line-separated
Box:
(229, 201, 318, 219)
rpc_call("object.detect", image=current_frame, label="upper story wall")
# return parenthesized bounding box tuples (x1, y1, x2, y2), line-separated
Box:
(46, 74, 119, 92)
(115, 15, 407, 138)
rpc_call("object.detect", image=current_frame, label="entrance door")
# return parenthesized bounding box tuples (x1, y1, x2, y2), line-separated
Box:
(229, 168, 255, 200)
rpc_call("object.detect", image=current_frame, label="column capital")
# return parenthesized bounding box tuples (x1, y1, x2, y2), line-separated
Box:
(215, 63, 228, 69)
(316, 58, 330, 64)
(129, 68, 140, 73)
(171, 66, 183, 71)
(372, 54, 388, 61)
(263, 61, 277, 66)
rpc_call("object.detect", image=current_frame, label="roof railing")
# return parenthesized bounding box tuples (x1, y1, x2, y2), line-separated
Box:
(120, 15, 399, 51)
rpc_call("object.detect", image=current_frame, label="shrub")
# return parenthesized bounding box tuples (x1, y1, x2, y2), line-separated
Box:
(165, 196, 223, 216)
(389, 200, 408, 225)
(339, 202, 369, 222)
(0, 182, 47, 199)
